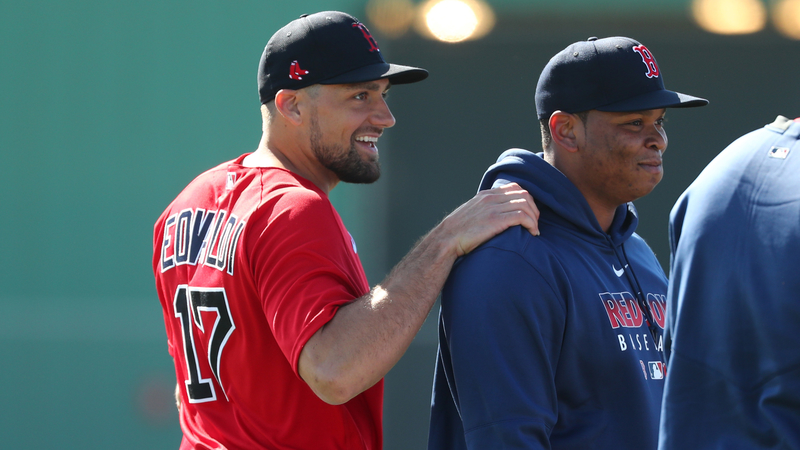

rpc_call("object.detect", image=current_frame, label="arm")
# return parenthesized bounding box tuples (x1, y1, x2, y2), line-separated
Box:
(298, 182, 540, 404)
(441, 239, 565, 449)
(663, 194, 688, 364)
(175, 381, 182, 411)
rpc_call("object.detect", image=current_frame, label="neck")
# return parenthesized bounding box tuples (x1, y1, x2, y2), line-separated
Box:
(545, 149, 617, 233)
(243, 133, 339, 194)
(586, 200, 617, 233)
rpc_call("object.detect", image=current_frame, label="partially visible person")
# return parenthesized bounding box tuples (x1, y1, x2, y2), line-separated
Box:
(659, 115, 800, 450)
(153, 11, 539, 450)
(428, 36, 707, 450)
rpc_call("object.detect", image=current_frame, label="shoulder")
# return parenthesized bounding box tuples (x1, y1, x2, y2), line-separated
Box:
(446, 226, 568, 306)
(627, 233, 662, 264)
(625, 232, 668, 281)
(627, 231, 655, 251)
(473, 225, 540, 260)
(468, 224, 576, 276)
(223, 170, 350, 265)
(457, 226, 547, 280)
(441, 227, 569, 345)
(272, 183, 332, 217)
(241, 171, 337, 225)
(182, 158, 241, 192)
(241, 175, 363, 285)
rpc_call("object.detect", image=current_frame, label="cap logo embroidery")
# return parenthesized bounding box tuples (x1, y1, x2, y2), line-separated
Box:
(352, 22, 380, 52)
(632, 45, 660, 79)
(289, 60, 309, 80)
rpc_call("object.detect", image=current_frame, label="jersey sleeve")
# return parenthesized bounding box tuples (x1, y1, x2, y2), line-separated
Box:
(245, 186, 367, 377)
(437, 241, 566, 449)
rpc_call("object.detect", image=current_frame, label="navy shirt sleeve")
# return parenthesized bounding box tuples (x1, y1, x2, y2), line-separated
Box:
(431, 243, 566, 450)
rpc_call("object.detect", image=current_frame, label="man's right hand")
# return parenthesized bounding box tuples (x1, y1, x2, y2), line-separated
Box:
(438, 182, 540, 257)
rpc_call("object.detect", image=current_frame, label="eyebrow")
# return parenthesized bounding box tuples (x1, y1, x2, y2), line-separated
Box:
(644, 108, 668, 114)
(616, 109, 667, 116)
(342, 81, 390, 92)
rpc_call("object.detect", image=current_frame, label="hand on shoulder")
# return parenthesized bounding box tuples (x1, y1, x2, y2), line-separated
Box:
(437, 182, 540, 257)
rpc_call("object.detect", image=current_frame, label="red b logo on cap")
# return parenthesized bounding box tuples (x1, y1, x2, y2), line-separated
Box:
(632, 45, 659, 79)
(352, 22, 380, 52)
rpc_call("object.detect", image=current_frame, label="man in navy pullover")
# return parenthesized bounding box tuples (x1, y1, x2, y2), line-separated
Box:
(428, 37, 707, 449)
(659, 116, 800, 449)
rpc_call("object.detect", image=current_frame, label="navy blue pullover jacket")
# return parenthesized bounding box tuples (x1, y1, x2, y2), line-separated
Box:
(429, 149, 668, 450)
(659, 117, 800, 449)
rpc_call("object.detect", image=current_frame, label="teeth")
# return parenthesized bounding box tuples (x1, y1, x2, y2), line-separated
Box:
(356, 136, 378, 143)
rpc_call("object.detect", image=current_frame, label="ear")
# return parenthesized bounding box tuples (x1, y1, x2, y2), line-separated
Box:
(273, 89, 303, 126)
(549, 111, 582, 153)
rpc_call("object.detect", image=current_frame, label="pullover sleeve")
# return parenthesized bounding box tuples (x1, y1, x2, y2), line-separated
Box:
(437, 243, 566, 449)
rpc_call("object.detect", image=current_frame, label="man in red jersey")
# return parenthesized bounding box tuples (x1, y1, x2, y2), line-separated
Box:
(153, 11, 539, 450)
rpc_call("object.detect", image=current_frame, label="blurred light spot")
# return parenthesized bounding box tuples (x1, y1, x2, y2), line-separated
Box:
(692, 0, 767, 34)
(426, 0, 478, 42)
(772, 0, 800, 39)
(366, 0, 416, 38)
(416, 0, 495, 43)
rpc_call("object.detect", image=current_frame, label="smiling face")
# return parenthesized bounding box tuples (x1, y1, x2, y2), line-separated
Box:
(306, 79, 395, 184)
(574, 108, 668, 210)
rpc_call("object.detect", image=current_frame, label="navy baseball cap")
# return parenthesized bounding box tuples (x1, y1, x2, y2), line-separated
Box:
(258, 11, 428, 104)
(535, 36, 708, 120)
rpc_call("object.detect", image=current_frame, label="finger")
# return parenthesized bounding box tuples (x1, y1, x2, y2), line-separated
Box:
(495, 181, 524, 192)
(497, 199, 540, 236)
(484, 184, 540, 235)
(472, 194, 540, 237)
(504, 190, 540, 220)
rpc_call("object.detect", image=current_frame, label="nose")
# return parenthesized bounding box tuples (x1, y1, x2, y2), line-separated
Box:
(648, 123, 668, 154)
(371, 96, 396, 129)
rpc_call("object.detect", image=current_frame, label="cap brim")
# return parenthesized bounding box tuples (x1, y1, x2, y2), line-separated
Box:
(321, 62, 429, 86)
(597, 89, 708, 112)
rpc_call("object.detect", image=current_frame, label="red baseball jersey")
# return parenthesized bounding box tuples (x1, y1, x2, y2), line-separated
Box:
(153, 154, 381, 449)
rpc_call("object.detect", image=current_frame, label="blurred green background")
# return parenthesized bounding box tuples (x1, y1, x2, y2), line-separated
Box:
(1, 0, 798, 448)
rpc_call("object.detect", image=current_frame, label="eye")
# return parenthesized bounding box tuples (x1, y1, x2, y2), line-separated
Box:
(354, 92, 367, 100)
(630, 119, 643, 126)
(656, 117, 667, 126)
(382, 89, 390, 99)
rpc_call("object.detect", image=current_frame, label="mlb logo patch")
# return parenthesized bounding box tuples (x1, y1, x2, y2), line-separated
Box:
(648, 361, 665, 380)
(769, 146, 790, 159)
(226, 172, 237, 190)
